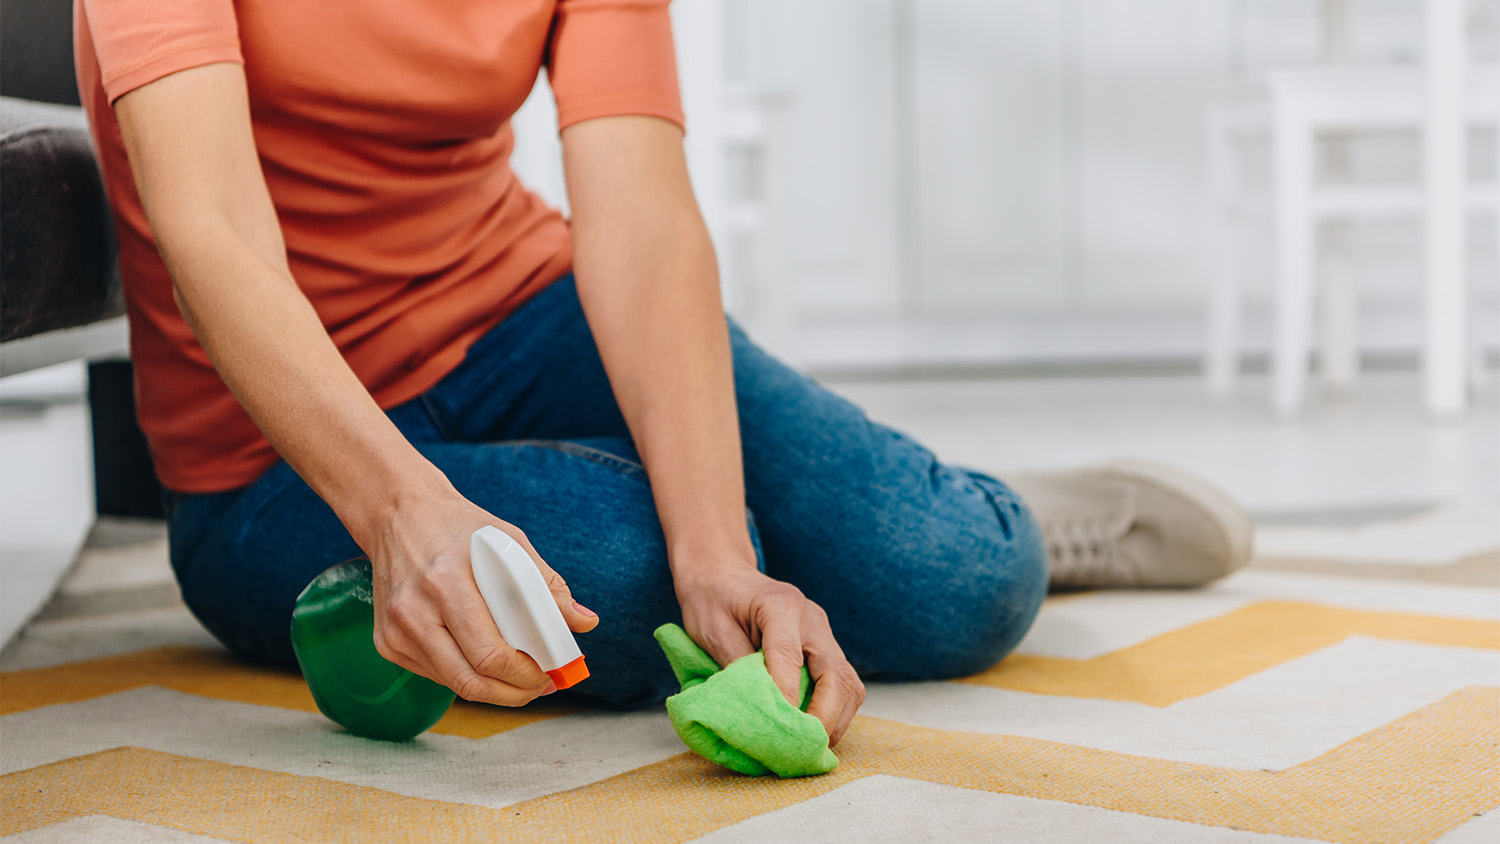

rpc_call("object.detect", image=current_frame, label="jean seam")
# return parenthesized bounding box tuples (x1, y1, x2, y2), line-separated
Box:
(963, 472, 1017, 542)
(506, 439, 647, 478)
(417, 392, 457, 443)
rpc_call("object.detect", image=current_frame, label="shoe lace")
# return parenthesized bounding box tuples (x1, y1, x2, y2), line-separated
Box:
(1043, 504, 1137, 584)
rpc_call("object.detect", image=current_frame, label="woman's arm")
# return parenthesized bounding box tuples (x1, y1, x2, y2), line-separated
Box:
(562, 116, 865, 745)
(114, 63, 595, 705)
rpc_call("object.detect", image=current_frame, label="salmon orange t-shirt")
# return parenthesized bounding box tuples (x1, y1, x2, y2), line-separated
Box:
(74, 0, 684, 492)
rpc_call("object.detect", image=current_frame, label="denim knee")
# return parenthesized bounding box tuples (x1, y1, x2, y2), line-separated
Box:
(563, 514, 776, 710)
(556, 527, 683, 710)
(167, 469, 355, 669)
(522, 450, 770, 710)
(811, 474, 1049, 682)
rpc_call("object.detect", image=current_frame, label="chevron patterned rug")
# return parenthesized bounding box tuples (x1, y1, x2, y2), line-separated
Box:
(2, 505, 1497, 843)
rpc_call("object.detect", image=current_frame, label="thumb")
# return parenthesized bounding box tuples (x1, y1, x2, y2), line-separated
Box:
(513, 536, 598, 634)
(561, 591, 599, 633)
(541, 564, 598, 633)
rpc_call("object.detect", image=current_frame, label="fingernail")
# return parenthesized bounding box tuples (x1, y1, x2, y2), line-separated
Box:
(541, 682, 558, 696)
(573, 601, 596, 618)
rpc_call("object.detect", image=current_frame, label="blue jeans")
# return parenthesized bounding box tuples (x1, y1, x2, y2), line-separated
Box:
(166, 275, 1047, 708)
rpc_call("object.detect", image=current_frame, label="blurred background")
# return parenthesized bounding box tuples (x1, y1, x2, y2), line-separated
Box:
(510, 0, 1498, 372)
(503, 0, 1499, 505)
(3, 0, 1498, 644)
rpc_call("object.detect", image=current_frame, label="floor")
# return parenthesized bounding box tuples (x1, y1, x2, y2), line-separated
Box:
(2, 360, 1496, 648)
(831, 366, 1500, 514)
(5, 505, 1496, 842)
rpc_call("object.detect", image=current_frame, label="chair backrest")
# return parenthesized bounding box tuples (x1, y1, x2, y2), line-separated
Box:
(0, 97, 121, 345)
(0, 0, 81, 106)
(0, 1, 121, 348)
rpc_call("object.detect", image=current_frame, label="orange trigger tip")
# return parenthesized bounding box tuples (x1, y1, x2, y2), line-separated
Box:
(546, 656, 589, 690)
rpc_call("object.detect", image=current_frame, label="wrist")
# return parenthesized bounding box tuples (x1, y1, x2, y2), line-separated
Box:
(336, 457, 455, 553)
(669, 534, 758, 592)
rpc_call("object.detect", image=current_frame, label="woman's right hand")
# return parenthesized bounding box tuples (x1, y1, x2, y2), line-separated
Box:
(363, 490, 599, 706)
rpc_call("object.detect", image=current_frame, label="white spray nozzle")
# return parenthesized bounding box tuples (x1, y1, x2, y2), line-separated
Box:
(469, 526, 588, 689)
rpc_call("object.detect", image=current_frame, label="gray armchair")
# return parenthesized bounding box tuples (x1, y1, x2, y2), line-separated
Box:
(1, 97, 122, 356)
(1, 0, 163, 517)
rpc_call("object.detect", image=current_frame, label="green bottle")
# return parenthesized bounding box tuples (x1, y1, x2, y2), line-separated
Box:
(290, 558, 456, 741)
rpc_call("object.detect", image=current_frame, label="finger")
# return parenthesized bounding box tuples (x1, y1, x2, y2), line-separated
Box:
(805, 644, 863, 746)
(540, 563, 598, 634)
(758, 607, 806, 707)
(512, 532, 599, 634)
(441, 582, 553, 692)
(382, 576, 552, 704)
(422, 621, 549, 707)
(828, 685, 863, 748)
(374, 624, 440, 681)
(804, 670, 850, 745)
(375, 587, 446, 682)
(691, 619, 755, 669)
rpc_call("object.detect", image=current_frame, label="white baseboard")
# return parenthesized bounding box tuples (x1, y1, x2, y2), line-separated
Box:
(751, 307, 1500, 371)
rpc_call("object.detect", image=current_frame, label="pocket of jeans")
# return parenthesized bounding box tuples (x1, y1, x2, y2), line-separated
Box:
(506, 439, 647, 479)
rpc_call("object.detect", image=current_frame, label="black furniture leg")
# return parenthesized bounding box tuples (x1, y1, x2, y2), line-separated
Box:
(88, 359, 165, 518)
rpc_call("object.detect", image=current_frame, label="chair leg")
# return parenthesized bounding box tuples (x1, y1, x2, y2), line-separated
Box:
(1486, 97, 1500, 395)
(1271, 105, 1316, 418)
(1319, 220, 1359, 398)
(1203, 110, 1241, 401)
(1423, 0, 1469, 418)
(88, 359, 165, 519)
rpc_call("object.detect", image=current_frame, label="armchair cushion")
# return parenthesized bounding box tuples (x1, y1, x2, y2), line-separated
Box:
(1, 96, 121, 343)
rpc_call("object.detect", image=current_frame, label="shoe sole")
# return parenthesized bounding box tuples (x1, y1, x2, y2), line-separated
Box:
(1100, 458, 1255, 573)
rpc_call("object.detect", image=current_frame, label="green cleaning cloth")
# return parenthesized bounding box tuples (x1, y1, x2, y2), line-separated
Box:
(653, 623, 839, 778)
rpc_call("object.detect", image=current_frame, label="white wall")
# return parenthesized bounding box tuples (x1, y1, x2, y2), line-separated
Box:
(511, 0, 1500, 370)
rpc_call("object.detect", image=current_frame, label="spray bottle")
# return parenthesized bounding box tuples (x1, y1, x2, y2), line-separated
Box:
(290, 527, 588, 741)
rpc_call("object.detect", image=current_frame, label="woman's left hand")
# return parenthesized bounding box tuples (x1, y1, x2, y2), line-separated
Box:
(674, 565, 866, 747)
(561, 116, 862, 744)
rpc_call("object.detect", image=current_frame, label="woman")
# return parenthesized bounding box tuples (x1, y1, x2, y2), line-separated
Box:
(75, 0, 1250, 749)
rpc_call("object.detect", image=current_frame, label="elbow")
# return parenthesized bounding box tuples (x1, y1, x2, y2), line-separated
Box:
(149, 205, 289, 292)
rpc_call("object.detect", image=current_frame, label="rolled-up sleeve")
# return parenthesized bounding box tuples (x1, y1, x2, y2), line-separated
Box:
(546, 0, 684, 132)
(82, 0, 242, 104)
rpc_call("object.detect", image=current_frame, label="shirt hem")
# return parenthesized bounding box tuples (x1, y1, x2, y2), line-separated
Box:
(103, 41, 244, 104)
(556, 95, 684, 133)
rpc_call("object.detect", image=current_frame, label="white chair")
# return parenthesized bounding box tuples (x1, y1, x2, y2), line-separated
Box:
(1203, 1, 1498, 417)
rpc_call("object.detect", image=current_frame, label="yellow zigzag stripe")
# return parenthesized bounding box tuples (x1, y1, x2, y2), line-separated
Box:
(0, 647, 576, 739)
(3, 688, 1496, 844)
(963, 600, 1500, 705)
(3, 600, 1494, 726)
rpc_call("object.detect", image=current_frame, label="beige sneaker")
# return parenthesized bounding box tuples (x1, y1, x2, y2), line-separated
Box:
(1004, 459, 1254, 588)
